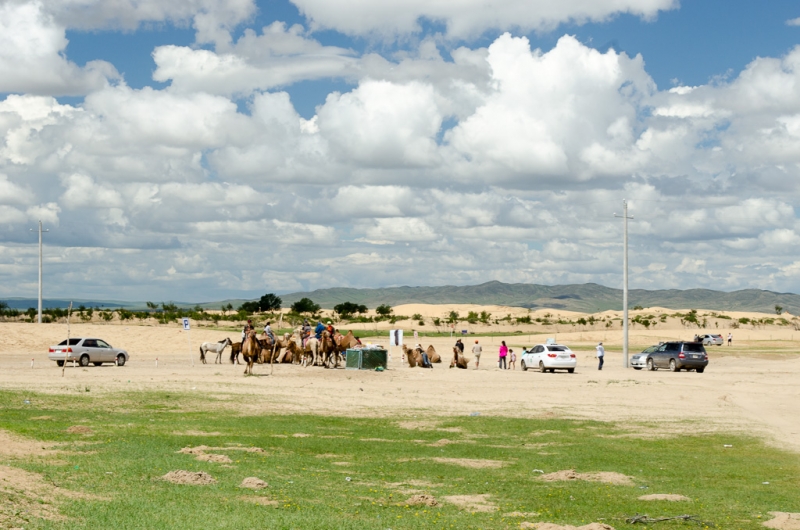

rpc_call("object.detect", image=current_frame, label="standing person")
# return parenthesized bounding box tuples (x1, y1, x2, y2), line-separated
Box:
(509, 348, 516, 370)
(727, 333, 732, 346)
(472, 339, 482, 370)
(498, 341, 508, 370)
(455, 338, 465, 355)
(596, 342, 605, 370)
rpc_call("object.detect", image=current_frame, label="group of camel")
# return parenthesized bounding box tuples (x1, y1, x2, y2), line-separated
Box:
(402, 344, 470, 369)
(200, 329, 471, 375)
(200, 328, 359, 375)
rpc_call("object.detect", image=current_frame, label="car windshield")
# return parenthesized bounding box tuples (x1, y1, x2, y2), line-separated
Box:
(547, 346, 569, 352)
(684, 343, 705, 352)
(57, 338, 81, 346)
(642, 345, 658, 353)
(97, 340, 111, 348)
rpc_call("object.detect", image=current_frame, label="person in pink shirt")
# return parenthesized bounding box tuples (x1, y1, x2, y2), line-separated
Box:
(498, 340, 508, 370)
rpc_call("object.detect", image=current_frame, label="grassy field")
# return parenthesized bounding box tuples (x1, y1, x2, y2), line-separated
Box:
(2, 390, 799, 529)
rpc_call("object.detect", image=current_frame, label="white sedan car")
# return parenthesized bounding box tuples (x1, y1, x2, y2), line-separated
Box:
(48, 338, 129, 367)
(630, 345, 659, 370)
(521, 344, 576, 373)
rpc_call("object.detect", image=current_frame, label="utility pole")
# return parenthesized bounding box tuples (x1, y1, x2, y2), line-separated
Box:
(614, 201, 633, 368)
(29, 220, 49, 324)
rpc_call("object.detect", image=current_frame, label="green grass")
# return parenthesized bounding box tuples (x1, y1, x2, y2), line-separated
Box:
(1, 390, 799, 529)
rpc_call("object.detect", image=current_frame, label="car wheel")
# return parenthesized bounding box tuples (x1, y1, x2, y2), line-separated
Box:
(521, 361, 527, 371)
(116, 354, 126, 367)
(539, 361, 546, 373)
(669, 359, 679, 372)
(93, 362, 102, 366)
(633, 366, 642, 370)
(646, 358, 656, 371)
(79, 355, 90, 367)
(56, 360, 64, 367)
(696, 367, 705, 373)
(567, 368, 574, 373)
(549, 368, 555, 373)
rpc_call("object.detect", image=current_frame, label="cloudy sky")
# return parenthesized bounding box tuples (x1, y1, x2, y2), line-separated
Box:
(2, 0, 800, 302)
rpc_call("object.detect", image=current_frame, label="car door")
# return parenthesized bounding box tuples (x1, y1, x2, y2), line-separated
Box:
(660, 343, 680, 368)
(650, 343, 667, 367)
(80, 339, 98, 362)
(531, 345, 544, 365)
(95, 339, 114, 362)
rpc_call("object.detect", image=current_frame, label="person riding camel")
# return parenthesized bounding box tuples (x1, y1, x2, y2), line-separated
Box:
(314, 320, 325, 340)
(264, 321, 275, 343)
(302, 320, 312, 347)
(242, 319, 254, 341)
(326, 321, 335, 339)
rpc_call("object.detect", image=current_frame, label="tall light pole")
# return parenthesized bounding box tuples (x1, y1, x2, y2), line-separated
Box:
(615, 201, 633, 368)
(29, 220, 49, 324)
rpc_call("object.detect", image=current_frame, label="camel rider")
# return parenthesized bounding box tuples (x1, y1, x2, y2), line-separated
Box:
(326, 321, 335, 338)
(264, 321, 275, 343)
(302, 320, 312, 347)
(314, 321, 325, 340)
(242, 319, 254, 341)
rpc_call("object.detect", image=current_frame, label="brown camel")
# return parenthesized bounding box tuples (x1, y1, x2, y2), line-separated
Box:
(450, 346, 470, 369)
(426, 345, 441, 363)
(258, 333, 291, 363)
(319, 330, 357, 368)
(402, 344, 424, 367)
(241, 330, 261, 375)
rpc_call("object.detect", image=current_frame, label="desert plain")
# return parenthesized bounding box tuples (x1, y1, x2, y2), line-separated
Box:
(2, 304, 799, 452)
(0, 304, 800, 530)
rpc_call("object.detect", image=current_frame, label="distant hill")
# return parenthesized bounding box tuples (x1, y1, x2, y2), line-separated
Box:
(277, 281, 800, 314)
(4, 282, 799, 314)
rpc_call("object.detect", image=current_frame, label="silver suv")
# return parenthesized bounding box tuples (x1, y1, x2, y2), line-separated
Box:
(643, 341, 708, 373)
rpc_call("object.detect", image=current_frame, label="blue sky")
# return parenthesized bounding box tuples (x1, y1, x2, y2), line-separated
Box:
(60, 0, 800, 118)
(2, 0, 800, 302)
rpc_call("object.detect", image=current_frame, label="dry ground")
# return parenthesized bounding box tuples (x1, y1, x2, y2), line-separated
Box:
(1, 316, 799, 455)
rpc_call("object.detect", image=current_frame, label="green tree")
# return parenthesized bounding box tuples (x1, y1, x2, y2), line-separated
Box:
(775, 305, 784, 315)
(239, 301, 259, 313)
(259, 293, 282, 311)
(146, 301, 157, 310)
(448, 310, 459, 323)
(334, 301, 368, 317)
(0, 301, 7, 315)
(291, 298, 320, 314)
(375, 304, 393, 317)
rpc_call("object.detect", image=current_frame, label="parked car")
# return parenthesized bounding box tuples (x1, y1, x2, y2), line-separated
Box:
(697, 334, 723, 346)
(630, 345, 660, 370)
(521, 344, 576, 373)
(639, 341, 708, 372)
(48, 338, 129, 367)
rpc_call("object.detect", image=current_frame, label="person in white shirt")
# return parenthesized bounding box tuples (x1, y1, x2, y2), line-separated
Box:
(472, 340, 482, 370)
(596, 342, 605, 371)
(727, 333, 732, 346)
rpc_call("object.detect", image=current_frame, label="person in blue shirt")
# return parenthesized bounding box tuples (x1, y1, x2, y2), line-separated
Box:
(315, 321, 325, 340)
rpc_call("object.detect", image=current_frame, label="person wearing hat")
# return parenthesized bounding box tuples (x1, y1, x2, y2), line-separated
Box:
(326, 321, 335, 338)
(264, 321, 275, 342)
(596, 342, 605, 370)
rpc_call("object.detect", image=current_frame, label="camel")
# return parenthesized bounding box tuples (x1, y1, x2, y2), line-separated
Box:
(289, 330, 321, 366)
(320, 330, 357, 368)
(402, 344, 424, 367)
(257, 333, 291, 363)
(450, 346, 470, 369)
(241, 330, 261, 375)
(426, 345, 441, 363)
(199, 337, 232, 364)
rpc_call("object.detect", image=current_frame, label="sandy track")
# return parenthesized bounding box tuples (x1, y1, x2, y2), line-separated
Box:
(1, 323, 799, 453)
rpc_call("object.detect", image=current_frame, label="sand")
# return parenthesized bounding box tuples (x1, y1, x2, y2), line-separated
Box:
(1, 311, 800, 454)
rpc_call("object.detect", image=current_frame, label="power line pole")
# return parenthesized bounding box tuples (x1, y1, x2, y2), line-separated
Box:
(29, 220, 49, 324)
(615, 201, 633, 368)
